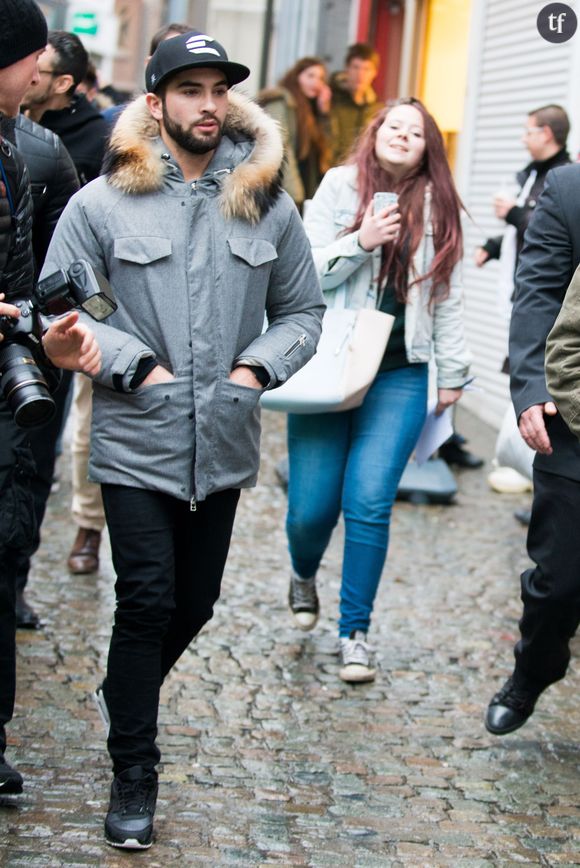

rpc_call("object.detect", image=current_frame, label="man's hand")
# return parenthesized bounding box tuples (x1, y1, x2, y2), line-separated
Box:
(229, 366, 263, 390)
(140, 364, 175, 388)
(0, 293, 21, 342)
(518, 402, 557, 454)
(42, 311, 101, 376)
(474, 247, 490, 267)
(493, 194, 516, 220)
(435, 387, 463, 416)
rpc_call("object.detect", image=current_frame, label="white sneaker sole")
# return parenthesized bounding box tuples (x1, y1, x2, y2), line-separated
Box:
(105, 836, 152, 850)
(339, 663, 376, 683)
(291, 608, 319, 631)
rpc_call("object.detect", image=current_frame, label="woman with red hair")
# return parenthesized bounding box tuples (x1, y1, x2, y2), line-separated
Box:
(285, 98, 471, 682)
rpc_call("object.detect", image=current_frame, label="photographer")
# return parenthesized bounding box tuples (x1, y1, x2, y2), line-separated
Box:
(0, 0, 101, 796)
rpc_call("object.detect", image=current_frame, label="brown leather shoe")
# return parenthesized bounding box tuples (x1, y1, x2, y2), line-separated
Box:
(67, 528, 101, 574)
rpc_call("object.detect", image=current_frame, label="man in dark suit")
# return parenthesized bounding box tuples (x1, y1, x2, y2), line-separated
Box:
(485, 161, 580, 735)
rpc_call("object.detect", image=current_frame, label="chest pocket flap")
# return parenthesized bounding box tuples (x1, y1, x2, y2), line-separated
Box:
(333, 208, 355, 229)
(228, 237, 278, 267)
(114, 236, 172, 265)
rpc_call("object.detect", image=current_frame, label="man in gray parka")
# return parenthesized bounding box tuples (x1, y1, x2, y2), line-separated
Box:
(41, 31, 324, 849)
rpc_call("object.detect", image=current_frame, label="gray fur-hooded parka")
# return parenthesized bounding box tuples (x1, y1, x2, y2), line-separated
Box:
(41, 92, 324, 504)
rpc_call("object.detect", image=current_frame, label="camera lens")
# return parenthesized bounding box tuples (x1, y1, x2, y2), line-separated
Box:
(0, 343, 55, 428)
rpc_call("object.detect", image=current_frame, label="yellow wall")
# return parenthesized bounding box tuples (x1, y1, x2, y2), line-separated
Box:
(420, 0, 472, 134)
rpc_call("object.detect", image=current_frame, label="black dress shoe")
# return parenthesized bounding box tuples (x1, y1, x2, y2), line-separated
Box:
(514, 508, 531, 527)
(15, 592, 40, 630)
(0, 754, 23, 794)
(485, 675, 541, 735)
(439, 440, 484, 469)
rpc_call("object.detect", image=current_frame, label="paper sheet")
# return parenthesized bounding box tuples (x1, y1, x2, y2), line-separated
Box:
(414, 400, 454, 466)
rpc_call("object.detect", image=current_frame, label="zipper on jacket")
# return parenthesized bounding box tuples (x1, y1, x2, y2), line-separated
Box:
(284, 333, 307, 358)
(190, 168, 231, 194)
(190, 494, 197, 512)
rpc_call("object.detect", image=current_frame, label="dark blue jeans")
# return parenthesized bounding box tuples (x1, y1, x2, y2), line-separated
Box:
(101, 485, 240, 775)
(286, 365, 428, 637)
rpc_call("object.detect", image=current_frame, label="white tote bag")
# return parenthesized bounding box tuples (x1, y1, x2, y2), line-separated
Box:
(261, 286, 394, 414)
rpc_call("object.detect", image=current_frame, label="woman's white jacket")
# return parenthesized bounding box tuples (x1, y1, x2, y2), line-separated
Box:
(304, 165, 471, 388)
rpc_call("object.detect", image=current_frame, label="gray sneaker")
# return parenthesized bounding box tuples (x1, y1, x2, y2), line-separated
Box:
(93, 683, 110, 736)
(288, 572, 319, 631)
(339, 631, 376, 683)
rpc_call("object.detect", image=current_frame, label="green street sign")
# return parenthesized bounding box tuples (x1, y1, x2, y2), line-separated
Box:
(71, 11, 98, 36)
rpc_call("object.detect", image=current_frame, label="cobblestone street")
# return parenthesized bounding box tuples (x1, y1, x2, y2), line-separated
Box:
(1, 407, 580, 867)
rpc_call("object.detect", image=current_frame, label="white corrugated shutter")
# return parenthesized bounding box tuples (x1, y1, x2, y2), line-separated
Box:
(458, 0, 577, 428)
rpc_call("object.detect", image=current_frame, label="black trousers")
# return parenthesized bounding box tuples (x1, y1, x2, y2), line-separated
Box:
(0, 405, 36, 755)
(14, 371, 73, 593)
(0, 545, 18, 755)
(101, 484, 240, 775)
(515, 467, 580, 688)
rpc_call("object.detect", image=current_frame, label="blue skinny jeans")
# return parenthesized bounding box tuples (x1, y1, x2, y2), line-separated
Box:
(286, 364, 428, 637)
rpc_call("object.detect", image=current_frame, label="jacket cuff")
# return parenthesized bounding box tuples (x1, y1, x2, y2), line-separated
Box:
(111, 342, 156, 392)
(437, 371, 471, 389)
(506, 205, 524, 228)
(234, 356, 275, 387)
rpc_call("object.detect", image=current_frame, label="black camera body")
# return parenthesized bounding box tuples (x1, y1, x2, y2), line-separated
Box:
(0, 260, 116, 428)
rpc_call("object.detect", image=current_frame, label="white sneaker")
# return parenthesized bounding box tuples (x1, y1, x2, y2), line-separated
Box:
(339, 631, 376, 683)
(93, 684, 110, 736)
(288, 572, 319, 631)
(488, 465, 532, 494)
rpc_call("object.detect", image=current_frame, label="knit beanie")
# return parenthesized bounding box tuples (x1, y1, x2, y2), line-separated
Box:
(0, 0, 48, 69)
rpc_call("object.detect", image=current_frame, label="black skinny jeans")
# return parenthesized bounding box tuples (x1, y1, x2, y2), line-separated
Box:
(515, 467, 580, 688)
(101, 484, 240, 775)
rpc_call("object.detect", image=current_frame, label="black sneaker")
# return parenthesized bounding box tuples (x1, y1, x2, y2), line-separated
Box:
(485, 675, 542, 735)
(288, 571, 319, 631)
(104, 765, 158, 849)
(0, 754, 23, 794)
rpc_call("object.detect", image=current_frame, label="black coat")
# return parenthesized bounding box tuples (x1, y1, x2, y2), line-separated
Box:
(509, 162, 580, 480)
(15, 114, 79, 273)
(40, 93, 108, 186)
(483, 148, 571, 267)
(0, 118, 36, 546)
(0, 116, 34, 300)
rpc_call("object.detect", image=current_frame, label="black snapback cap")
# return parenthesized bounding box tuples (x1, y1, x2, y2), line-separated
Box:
(145, 30, 250, 93)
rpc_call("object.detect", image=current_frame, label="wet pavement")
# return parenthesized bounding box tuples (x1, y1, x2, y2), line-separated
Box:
(2, 406, 580, 866)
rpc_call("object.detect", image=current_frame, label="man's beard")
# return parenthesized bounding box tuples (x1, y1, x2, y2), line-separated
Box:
(21, 88, 50, 110)
(162, 105, 223, 154)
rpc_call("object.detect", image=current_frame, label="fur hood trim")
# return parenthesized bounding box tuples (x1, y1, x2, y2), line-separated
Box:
(104, 91, 284, 223)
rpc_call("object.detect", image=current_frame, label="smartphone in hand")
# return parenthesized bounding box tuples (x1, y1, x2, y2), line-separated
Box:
(373, 192, 398, 214)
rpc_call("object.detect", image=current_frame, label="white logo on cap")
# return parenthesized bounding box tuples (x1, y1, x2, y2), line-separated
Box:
(185, 34, 220, 57)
